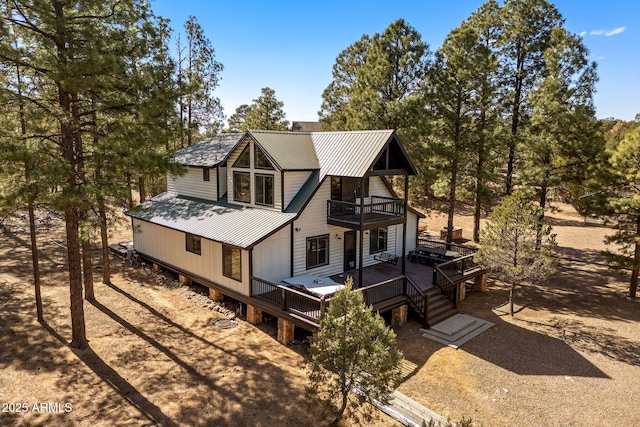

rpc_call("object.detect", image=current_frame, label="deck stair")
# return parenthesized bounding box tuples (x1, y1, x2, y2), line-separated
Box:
(423, 285, 458, 326)
(420, 314, 494, 349)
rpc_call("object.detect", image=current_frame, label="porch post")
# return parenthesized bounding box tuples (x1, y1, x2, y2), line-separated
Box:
(359, 176, 365, 288)
(402, 174, 408, 275)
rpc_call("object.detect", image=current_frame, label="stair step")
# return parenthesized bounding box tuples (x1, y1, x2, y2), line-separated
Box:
(428, 298, 453, 312)
(428, 309, 458, 326)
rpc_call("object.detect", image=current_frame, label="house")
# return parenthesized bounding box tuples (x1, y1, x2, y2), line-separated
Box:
(127, 129, 437, 343)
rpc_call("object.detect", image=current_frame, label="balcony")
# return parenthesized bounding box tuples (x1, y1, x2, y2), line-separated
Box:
(326, 195, 406, 229)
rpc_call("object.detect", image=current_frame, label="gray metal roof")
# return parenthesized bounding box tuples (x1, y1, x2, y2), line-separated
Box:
(248, 131, 320, 170)
(126, 193, 295, 249)
(311, 130, 396, 179)
(173, 133, 244, 167)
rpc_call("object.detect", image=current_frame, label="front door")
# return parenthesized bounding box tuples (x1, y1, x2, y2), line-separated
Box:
(344, 231, 356, 271)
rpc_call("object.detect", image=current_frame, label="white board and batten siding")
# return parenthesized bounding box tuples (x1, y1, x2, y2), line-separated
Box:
(227, 136, 283, 211)
(252, 226, 291, 283)
(167, 167, 218, 201)
(132, 219, 250, 296)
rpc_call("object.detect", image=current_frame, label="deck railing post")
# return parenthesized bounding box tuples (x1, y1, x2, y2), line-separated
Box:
(281, 288, 287, 311)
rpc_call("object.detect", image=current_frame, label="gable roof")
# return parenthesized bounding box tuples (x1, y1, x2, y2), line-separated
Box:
(126, 193, 295, 249)
(173, 133, 244, 167)
(247, 131, 319, 171)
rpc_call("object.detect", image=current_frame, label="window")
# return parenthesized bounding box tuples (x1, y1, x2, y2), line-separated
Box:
(233, 171, 251, 203)
(369, 227, 387, 254)
(254, 145, 274, 169)
(223, 244, 242, 281)
(306, 235, 329, 269)
(203, 168, 210, 182)
(233, 144, 250, 167)
(186, 233, 201, 255)
(255, 174, 274, 206)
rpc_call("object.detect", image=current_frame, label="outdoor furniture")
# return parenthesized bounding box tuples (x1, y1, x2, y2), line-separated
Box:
(374, 252, 399, 265)
(409, 246, 461, 266)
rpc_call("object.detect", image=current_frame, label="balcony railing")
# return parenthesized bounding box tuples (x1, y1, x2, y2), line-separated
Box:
(327, 196, 405, 228)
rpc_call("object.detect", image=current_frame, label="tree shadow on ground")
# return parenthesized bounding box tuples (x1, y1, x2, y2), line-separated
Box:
(459, 311, 610, 378)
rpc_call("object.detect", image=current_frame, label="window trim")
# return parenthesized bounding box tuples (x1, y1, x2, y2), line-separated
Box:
(254, 144, 275, 170)
(306, 234, 330, 270)
(233, 171, 251, 203)
(185, 233, 202, 255)
(233, 144, 250, 168)
(203, 167, 210, 182)
(369, 227, 388, 254)
(222, 244, 242, 282)
(255, 173, 274, 207)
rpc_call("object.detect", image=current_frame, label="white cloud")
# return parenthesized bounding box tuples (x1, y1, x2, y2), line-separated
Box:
(580, 31, 587, 37)
(590, 26, 626, 37)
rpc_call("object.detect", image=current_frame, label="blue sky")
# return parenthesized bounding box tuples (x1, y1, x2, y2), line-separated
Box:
(151, 0, 639, 123)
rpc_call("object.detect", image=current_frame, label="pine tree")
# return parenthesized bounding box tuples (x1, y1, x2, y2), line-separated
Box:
(228, 87, 289, 131)
(306, 277, 403, 426)
(475, 191, 558, 316)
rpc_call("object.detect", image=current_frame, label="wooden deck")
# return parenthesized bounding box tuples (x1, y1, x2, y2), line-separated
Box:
(330, 256, 434, 291)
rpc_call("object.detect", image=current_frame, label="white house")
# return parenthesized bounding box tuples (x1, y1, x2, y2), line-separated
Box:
(127, 129, 426, 342)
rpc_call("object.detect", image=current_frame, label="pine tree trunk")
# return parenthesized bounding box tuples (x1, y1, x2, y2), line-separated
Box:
(28, 201, 43, 321)
(630, 218, 640, 299)
(536, 186, 547, 250)
(447, 158, 458, 244)
(82, 225, 94, 301)
(138, 176, 146, 202)
(474, 139, 485, 243)
(509, 282, 516, 317)
(97, 194, 112, 285)
(125, 172, 133, 209)
(65, 206, 88, 349)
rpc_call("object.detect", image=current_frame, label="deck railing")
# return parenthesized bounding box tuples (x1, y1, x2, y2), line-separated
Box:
(251, 274, 432, 328)
(250, 277, 325, 323)
(327, 196, 405, 225)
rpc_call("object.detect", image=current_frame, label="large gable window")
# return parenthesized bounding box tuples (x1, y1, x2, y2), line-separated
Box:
(254, 145, 274, 169)
(255, 174, 274, 207)
(306, 235, 329, 270)
(233, 144, 250, 168)
(186, 233, 201, 255)
(369, 227, 387, 254)
(223, 244, 242, 282)
(233, 171, 251, 203)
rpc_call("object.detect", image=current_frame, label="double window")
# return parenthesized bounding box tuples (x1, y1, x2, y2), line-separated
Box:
(186, 233, 201, 255)
(369, 227, 387, 254)
(223, 244, 242, 282)
(306, 235, 329, 270)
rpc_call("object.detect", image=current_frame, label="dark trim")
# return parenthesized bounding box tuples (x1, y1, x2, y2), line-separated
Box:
(290, 223, 294, 277)
(281, 170, 285, 210)
(254, 173, 275, 207)
(369, 227, 388, 255)
(249, 248, 253, 281)
(402, 175, 408, 275)
(359, 177, 365, 287)
(185, 233, 202, 255)
(216, 165, 220, 200)
(365, 131, 418, 176)
(368, 169, 410, 176)
(250, 137, 282, 171)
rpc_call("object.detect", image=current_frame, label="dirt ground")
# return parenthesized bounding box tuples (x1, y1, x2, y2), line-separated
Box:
(1, 204, 639, 426)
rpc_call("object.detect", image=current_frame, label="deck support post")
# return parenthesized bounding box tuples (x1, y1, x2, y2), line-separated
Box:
(458, 281, 466, 303)
(246, 304, 262, 325)
(474, 273, 488, 292)
(209, 288, 224, 302)
(391, 304, 408, 328)
(277, 318, 295, 345)
(179, 274, 192, 285)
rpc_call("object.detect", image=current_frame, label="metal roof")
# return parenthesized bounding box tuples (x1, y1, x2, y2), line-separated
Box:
(173, 133, 244, 167)
(126, 193, 295, 249)
(311, 130, 396, 179)
(247, 131, 320, 170)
